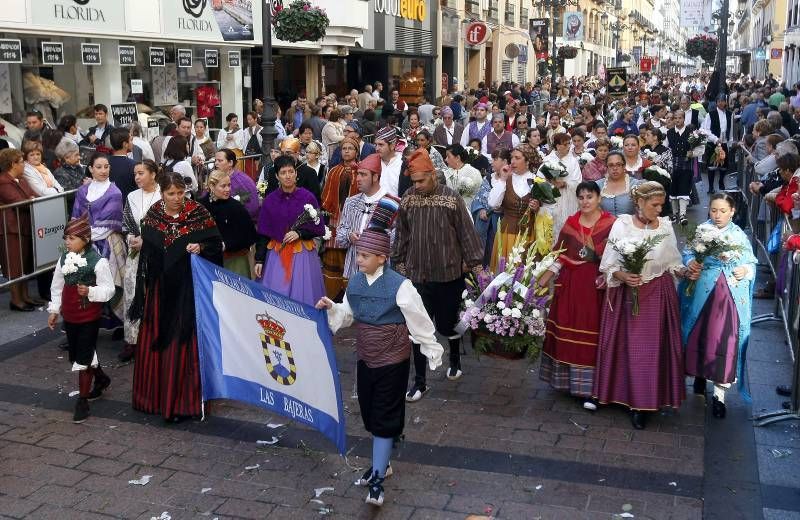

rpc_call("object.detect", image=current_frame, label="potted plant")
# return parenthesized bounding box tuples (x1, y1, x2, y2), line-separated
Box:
(273, 0, 330, 43)
(557, 46, 578, 60)
(457, 235, 558, 361)
(686, 34, 718, 64)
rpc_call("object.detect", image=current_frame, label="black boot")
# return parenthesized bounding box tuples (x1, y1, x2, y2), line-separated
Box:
(88, 367, 111, 401)
(447, 338, 462, 380)
(630, 410, 647, 430)
(693, 377, 707, 395)
(73, 398, 89, 423)
(712, 396, 727, 419)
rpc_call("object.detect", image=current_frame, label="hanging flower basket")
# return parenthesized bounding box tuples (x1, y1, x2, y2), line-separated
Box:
(619, 53, 632, 62)
(273, 0, 330, 43)
(686, 34, 718, 64)
(557, 46, 578, 60)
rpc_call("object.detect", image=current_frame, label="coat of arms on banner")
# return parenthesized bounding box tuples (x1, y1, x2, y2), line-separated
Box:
(257, 311, 297, 385)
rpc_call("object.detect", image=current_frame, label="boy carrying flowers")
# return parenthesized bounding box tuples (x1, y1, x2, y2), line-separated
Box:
(47, 214, 115, 423)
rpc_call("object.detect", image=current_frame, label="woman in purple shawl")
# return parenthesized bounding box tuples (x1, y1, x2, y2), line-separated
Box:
(254, 155, 325, 306)
(71, 152, 126, 325)
(214, 149, 260, 223)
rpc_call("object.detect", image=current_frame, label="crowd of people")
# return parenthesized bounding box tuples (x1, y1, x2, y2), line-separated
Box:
(6, 69, 800, 507)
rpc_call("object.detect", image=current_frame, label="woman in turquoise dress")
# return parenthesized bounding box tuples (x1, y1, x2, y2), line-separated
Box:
(680, 193, 757, 419)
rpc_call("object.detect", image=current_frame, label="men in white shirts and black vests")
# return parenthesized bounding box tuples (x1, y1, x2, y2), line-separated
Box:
(701, 93, 733, 193)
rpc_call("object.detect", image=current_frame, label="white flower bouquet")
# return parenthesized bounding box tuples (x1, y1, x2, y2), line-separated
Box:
(642, 164, 671, 184)
(684, 223, 744, 295)
(610, 136, 624, 149)
(687, 129, 709, 158)
(289, 203, 321, 232)
(578, 151, 595, 167)
(608, 233, 669, 315)
(446, 167, 482, 199)
(61, 251, 92, 308)
(538, 160, 568, 180)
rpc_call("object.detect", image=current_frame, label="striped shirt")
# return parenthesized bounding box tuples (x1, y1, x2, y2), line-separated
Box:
(392, 184, 483, 283)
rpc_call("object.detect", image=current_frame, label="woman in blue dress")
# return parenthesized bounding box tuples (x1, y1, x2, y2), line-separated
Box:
(680, 193, 757, 419)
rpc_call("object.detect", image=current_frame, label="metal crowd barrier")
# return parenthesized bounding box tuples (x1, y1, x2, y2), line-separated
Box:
(0, 189, 77, 290)
(738, 155, 800, 426)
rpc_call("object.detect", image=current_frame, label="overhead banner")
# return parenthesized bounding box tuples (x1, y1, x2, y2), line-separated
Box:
(606, 67, 628, 97)
(562, 12, 584, 42)
(530, 18, 549, 60)
(679, 0, 712, 28)
(191, 256, 347, 455)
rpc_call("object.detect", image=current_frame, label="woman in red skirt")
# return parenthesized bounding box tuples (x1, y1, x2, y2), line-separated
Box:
(128, 172, 223, 421)
(539, 182, 615, 411)
(594, 181, 687, 430)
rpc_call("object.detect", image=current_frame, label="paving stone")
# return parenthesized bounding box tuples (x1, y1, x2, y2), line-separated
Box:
(0, 475, 47, 498)
(77, 440, 129, 459)
(214, 497, 275, 519)
(75, 457, 134, 476)
(26, 504, 115, 520)
(26, 484, 91, 507)
(74, 494, 152, 519)
(0, 495, 42, 518)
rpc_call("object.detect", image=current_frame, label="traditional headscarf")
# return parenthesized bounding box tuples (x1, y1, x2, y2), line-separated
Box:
(356, 229, 391, 257)
(406, 148, 435, 174)
(357, 153, 382, 176)
(375, 126, 397, 144)
(63, 213, 91, 243)
(441, 107, 453, 117)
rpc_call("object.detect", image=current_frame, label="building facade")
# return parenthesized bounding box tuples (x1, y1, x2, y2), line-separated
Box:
(751, 0, 787, 79)
(782, 0, 800, 85)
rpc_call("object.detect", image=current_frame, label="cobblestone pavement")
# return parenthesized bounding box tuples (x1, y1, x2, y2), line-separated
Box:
(0, 324, 706, 520)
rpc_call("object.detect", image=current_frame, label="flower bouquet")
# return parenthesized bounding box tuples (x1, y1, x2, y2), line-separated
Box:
(608, 233, 669, 315)
(61, 251, 93, 309)
(290, 203, 321, 231)
(256, 180, 268, 198)
(458, 237, 561, 360)
(642, 149, 658, 162)
(709, 145, 727, 167)
(578, 151, 595, 168)
(610, 136, 624, 149)
(232, 187, 252, 204)
(642, 164, 671, 185)
(686, 129, 709, 158)
(446, 166, 482, 199)
(683, 223, 744, 295)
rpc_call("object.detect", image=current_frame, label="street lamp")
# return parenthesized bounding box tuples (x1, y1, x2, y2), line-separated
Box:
(710, 0, 747, 96)
(531, 0, 580, 97)
(601, 6, 631, 67)
(259, 2, 279, 168)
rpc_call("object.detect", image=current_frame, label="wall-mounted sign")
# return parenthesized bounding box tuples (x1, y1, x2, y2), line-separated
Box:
(755, 48, 767, 60)
(163, 0, 256, 42)
(119, 45, 136, 66)
(81, 43, 101, 65)
(771, 48, 783, 60)
(110, 102, 139, 126)
(228, 50, 241, 67)
(149, 47, 166, 67)
(374, 0, 426, 22)
(177, 48, 193, 68)
(518, 44, 528, 64)
(0, 39, 22, 63)
(131, 79, 143, 95)
(465, 21, 490, 46)
(41, 42, 64, 66)
(205, 49, 219, 68)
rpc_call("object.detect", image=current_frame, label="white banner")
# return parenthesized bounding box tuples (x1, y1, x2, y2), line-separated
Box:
(680, 0, 712, 28)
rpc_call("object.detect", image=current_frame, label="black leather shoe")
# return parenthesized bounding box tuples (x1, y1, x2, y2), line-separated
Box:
(693, 377, 707, 395)
(630, 411, 647, 430)
(712, 397, 727, 418)
(9, 302, 35, 312)
(776, 385, 792, 397)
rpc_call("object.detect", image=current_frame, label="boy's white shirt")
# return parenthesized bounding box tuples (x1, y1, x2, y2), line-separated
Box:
(324, 265, 444, 370)
(48, 255, 116, 315)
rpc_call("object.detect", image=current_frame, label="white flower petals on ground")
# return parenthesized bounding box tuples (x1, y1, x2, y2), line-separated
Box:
(128, 475, 152, 485)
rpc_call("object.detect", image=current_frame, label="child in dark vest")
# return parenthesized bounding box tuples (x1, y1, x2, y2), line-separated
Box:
(48, 213, 115, 423)
(316, 228, 443, 507)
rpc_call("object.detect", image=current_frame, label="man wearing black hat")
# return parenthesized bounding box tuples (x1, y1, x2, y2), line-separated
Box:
(328, 121, 376, 167)
(701, 93, 733, 193)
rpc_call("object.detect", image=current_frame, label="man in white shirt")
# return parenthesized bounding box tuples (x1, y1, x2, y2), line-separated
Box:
(460, 102, 491, 147)
(701, 94, 733, 192)
(375, 126, 402, 197)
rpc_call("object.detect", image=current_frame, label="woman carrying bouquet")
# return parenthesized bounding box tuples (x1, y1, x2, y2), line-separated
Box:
(680, 193, 756, 419)
(487, 143, 542, 272)
(444, 144, 483, 210)
(594, 181, 687, 430)
(539, 182, 615, 411)
(543, 133, 582, 241)
(255, 155, 326, 306)
(472, 148, 509, 266)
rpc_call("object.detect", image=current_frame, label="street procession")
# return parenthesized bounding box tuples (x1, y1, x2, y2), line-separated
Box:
(2, 0, 800, 518)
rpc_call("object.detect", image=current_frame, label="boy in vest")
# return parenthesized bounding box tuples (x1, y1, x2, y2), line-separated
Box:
(316, 228, 443, 507)
(47, 214, 115, 423)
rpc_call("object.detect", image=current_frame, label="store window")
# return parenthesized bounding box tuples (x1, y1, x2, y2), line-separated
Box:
(388, 57, 428, 104)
